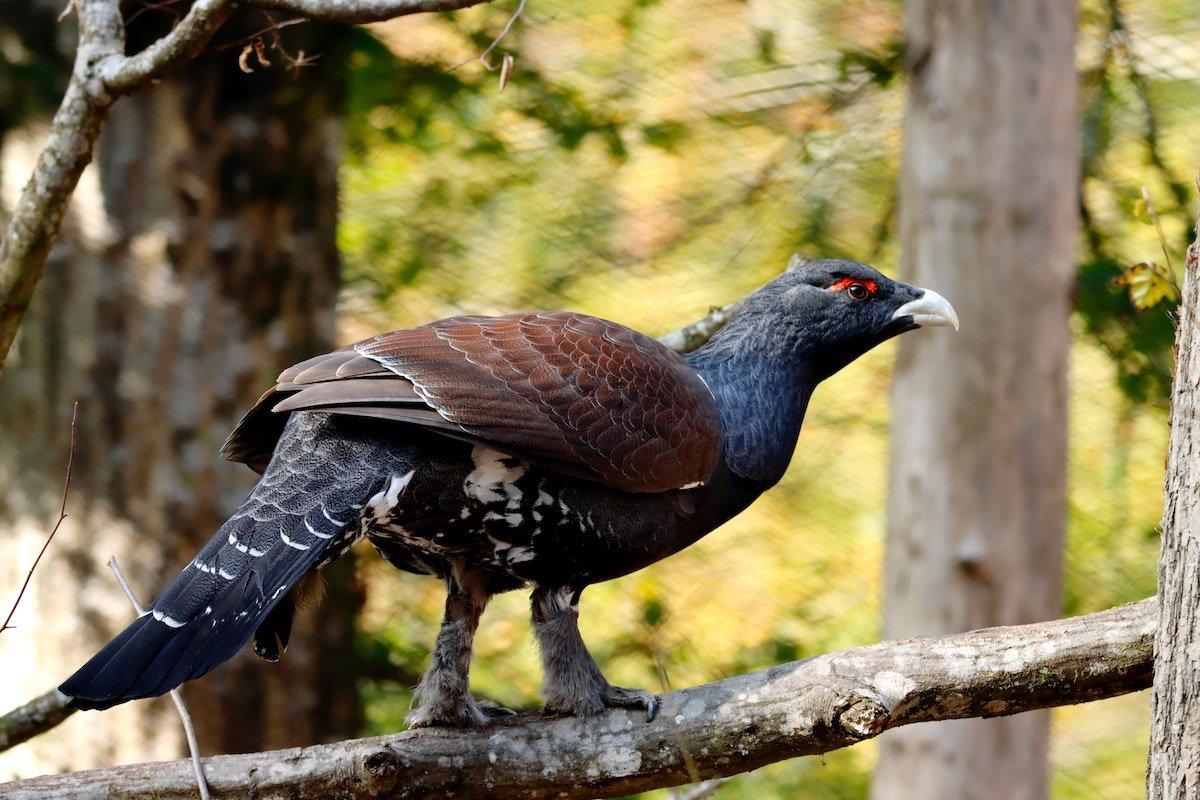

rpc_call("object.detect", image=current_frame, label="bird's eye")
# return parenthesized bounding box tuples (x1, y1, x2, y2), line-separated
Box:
(828, 277, 878, 299)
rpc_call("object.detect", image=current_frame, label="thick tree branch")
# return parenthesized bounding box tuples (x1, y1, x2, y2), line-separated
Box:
(0, 259, 755, 754)
(99, 0, 236, 93)
(0, 259, 771, 758)
(1, 599, 1155, 800)
(0, 0, 504, 375)
(0, 2, 121, 373)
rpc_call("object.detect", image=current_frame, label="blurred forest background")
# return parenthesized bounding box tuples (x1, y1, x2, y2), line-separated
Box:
(0, 0, 1197, 797)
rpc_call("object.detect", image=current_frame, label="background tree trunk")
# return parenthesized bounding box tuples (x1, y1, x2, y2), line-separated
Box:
(1146, 220, 1200, 798)
(872, 2, 1078, 799)
(0, 8, 358, 776)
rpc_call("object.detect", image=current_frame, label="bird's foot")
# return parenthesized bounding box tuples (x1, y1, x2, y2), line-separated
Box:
(543, 683, 659, 722)
(603, 684, 660, 721)
(407, 694, 516, 728)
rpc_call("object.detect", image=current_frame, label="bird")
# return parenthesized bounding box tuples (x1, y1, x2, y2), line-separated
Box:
(59, 258, 957, 726)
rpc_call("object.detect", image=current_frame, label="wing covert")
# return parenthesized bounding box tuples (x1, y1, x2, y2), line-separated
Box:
(222, 312, 722, 493)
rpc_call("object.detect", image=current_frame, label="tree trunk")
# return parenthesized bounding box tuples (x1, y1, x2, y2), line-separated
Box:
(872, 2, 1078, 799)
(1146, 219, 1200, 798)
(0, 12, 357, 776)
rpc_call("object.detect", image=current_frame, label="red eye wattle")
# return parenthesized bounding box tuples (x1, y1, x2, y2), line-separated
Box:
(828, 278, 877, 299)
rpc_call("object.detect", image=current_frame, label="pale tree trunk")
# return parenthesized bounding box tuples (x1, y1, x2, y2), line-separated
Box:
(1147, 221, 1200, 798)
(872, 2, 1078, 799)
(0, 10, 357, 776)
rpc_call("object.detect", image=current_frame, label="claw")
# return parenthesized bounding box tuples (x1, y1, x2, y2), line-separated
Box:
(408, 694, 513, 728)
(477, 699, 518, 718)
(602, 684, 659, 721)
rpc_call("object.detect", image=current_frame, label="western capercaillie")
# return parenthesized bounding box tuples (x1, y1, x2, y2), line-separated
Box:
(60, 259, 958, 726)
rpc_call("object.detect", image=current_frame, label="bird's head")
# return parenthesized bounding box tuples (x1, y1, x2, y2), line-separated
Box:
(732, 258, 959, 379)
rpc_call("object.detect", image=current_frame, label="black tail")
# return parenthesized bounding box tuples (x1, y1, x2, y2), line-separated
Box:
(60, 414, 380, 710)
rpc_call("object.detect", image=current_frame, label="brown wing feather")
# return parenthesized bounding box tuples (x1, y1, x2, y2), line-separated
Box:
(272, 378, 424, 410)
(222, 312, 721, 493)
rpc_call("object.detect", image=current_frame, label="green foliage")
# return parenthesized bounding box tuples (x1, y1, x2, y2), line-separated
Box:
(1077, 256, 1177, 405)
(1074, 0, 1197, 407)
(1115, 260, 1177, 310)
(336, 1, 1194, 796)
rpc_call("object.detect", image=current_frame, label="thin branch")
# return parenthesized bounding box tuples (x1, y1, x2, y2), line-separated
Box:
(0, 403, 78, 634)
(1141, 186, 1178, 284)
(450, 0, 527, 71)
(241, 0, 496, 24)
(106, 557, 211, 800)
(672, 778, 729, 800)
(477, 0, 524, 69)
(0, 690, 75, 754)
(0, 599, 1156, 800)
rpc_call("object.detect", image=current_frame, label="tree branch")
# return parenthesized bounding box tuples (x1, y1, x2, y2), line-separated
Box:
(1, 599, 1155, 800)
(657, 300, 744, 354)
(0, 0, 503, 375)
(0, 690, 74, 755)
(241, 0, 496, 24)
(1, 403, 78, 634)
(658, 253, 809, 353)
(0, 257, 763, 753)
(0, 2, 122, 374)
(99, 0, 236, 93)
(0, 0, 235, 374)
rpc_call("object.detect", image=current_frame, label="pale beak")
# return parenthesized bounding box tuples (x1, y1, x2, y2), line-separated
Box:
(892, 289, 959, 331)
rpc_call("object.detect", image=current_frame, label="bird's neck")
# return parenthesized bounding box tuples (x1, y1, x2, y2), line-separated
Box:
(685, 319, 819, 489)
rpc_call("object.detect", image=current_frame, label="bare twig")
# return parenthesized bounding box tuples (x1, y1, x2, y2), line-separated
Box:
(0, 403, 78, 635)
(106, 557, 211, 800)
(1141, 186, 1178, 283)
(124, 0, 188, 28)
(1, 599, 1157, 800)
(478, 0, 524, 68)
(671, 778, 729, 800)
(215, 15, 307, 51)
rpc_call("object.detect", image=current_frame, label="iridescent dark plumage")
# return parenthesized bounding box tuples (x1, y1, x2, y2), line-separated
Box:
(60, 259, 957, 724)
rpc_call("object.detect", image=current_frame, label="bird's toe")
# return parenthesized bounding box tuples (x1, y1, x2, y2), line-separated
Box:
(477, 698, 518, 718)
(406, 695, 496, 728)
(603, 684, 660, 722)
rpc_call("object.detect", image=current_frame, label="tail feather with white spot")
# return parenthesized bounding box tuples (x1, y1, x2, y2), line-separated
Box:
(59, 413, 390, 711)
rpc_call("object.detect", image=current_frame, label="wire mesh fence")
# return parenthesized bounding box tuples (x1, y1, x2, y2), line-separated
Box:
(337, 0, 1198, 796)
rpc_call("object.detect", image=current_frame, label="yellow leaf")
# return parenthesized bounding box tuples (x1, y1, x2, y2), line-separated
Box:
(1115, 261, 1178, 310)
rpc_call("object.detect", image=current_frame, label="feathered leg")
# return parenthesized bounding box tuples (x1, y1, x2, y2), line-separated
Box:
(407, 565, 512, 727)
(531, 586, 659, 720)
